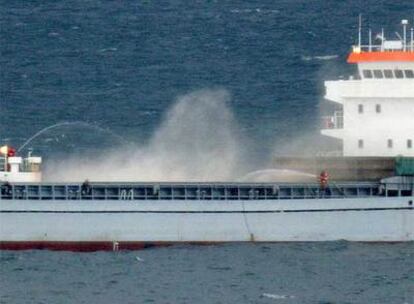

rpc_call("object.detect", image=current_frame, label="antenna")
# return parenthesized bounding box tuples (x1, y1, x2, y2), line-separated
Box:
(401, 19, 408, 51)
(358, 14, 362, 48)
(368, 28, 372, 51)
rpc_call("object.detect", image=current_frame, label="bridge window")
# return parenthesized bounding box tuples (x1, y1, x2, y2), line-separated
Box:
(375, 104, 381, 113)
(386, 190, 399, 197)
(373, 70, 383, 78)
(358, 139, 364, 149)
(408, 139, 413, 149)
(404, 70, 414, 78)
(387, 139, 393, 148)
(358, 104, 364, 114)
(384, 70, 393, 78)
(362, 70, 373, 78)
(394, 69, 404, 79)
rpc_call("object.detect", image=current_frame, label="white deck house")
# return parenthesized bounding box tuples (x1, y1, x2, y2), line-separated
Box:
(0, 146, 42, 183)
(322, 20, 414, 157)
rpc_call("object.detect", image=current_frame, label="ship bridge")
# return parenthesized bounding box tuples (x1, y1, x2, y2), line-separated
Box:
(321, 19, 414, 157)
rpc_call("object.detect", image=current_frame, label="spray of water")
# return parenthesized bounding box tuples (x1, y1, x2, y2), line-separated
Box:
(45, 89, 246, 182)
(18, 121, 128, 153)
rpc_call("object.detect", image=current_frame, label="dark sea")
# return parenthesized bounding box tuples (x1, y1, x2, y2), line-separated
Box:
(1, 1, 414, 303)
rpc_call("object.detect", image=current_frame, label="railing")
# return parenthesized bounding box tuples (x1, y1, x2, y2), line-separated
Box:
(321, 111, 343, 130)
(355, 42, 414, 53)
(0, 181, 405, 201)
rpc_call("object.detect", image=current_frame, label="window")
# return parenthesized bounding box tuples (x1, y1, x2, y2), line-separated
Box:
(384, 70, 393, 78)
(408, 139, 413, 149)
(362, 70, 373, 78)
(394, 69, 404, 79)
(373, 70, 384, 78)
(358, 139, 364, 149)
(358, 104, 364, 114)
(376, 104, 381, 113)
(387, 139, 393, 148)
(404, 70, 414, 78)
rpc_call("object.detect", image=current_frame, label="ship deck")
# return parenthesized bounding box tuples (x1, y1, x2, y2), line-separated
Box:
(1, 181, 412, 201)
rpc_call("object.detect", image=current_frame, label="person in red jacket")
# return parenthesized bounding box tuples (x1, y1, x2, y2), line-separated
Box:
(319, 170, 331, 197)
(319, 170, 329, 189)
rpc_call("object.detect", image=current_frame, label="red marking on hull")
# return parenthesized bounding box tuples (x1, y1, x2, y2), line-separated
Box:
(0, 241, 220, 252)
(347, 51, 414, 63)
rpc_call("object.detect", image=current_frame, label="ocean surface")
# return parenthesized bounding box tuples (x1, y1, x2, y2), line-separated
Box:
(1, 0, 414, 303)
(1, 243, 413, 304)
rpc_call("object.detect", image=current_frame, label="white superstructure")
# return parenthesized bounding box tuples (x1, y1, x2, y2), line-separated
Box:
(0, 146, 42, 183)
(322, 20, 414, 157)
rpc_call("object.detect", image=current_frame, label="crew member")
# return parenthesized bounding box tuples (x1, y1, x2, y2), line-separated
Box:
(81, 179, 92, 197)
(319, 170, 329, 190)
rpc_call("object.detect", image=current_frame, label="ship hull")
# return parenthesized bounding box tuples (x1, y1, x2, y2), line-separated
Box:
(1, 197, 413, 251)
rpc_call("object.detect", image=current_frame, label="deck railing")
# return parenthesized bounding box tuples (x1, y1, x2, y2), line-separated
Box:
(355, 42, 414, 53)
(1, 181, 411, 201)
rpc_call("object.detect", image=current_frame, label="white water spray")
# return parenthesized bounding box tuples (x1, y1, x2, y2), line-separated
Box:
(45, 89, 245, 182)
(18, 121, 128, 153)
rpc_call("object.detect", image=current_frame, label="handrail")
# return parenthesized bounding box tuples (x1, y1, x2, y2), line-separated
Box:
(354, 44, 414, 53)
(2, 181, 407, 201)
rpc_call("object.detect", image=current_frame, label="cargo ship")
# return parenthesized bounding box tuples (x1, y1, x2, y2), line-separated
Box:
(0, 20, 413, 251)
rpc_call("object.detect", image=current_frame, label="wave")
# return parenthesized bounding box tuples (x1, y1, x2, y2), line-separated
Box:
(261, 293, 295, 300)
(301, 55, 339, 61)
(230, 8, 280, 14)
